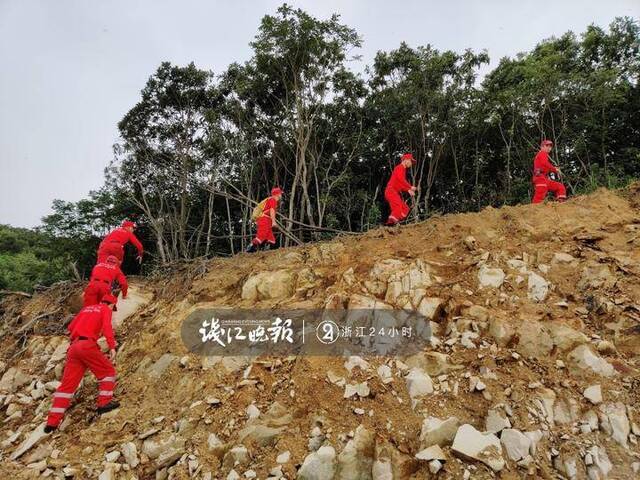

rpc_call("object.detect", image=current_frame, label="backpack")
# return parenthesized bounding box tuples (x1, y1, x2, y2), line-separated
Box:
(251, 198, 269, 221)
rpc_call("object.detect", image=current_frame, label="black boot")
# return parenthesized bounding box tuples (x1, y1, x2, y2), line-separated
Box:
(44, 425, 57, 434)
(246, 243, 258, 253)
(97, 401, 120, 415)
(261, 243, 272, 251)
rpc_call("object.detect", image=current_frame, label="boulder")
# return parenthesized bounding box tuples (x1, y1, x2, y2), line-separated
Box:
(420, 416, 460, 449)
(598, 403, 630, 448)
(586, 445, 612, 480)
(527, 272, 549, 302)
(452, 424, 504, 472)
(488, 317, 514, 346)
(517, 320, 553, 358)
(583, 385, 602, 405)
(298, 445, 337, 480)
(0, 368, 31, 393)
(336, 425, 375, 480)
(500, 429, 532, 462)
(241, 270, 295, 301)
(485, 408, 511, 434)
(568, 345, 615, 377)
(121, 442, 139, 467)
(416, 297, 444, 321)
(548, 323, 589, 352)
(478, 266, 505, 289)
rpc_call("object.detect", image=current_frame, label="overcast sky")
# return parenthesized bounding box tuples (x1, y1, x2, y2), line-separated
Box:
(1, 0, 638, 228)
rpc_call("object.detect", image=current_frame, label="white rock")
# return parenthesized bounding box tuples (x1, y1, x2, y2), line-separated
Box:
(478, 266, 505, 289)
(568, 345, 615, 377)
(405, 368, 433, 407)
(246, 404, 260, 420)
(276, 451, 290, 464)
(584, 385, 603, 405)
(415, 444, 446, 461)
(121, 442, 139, 467)
(428, 459, 442, 474)
(553, 252, 575, 264)
(599, 402, 630, 448)
(527, 272, 549, 302)
(586, 445, 612, 480)
(500, 429, 532, 461)
(227, 470, 240, 480)
(420, 416, 460, 448)
(9, 423, 48, 460)
(105, 450, 121, 462)
(344, 382, 370, 399)
(376, 365, 393, 384)
(452, 424, 505, 472)
(417, 297, 444, 320)
(524, 430, 543, 455)
(485, 408, 511, 434)
(298, 445, 336, 480)
(344, 356, 371, 373)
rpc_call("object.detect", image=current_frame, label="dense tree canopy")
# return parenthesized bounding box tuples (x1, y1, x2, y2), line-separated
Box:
(4, 7, 638, 291)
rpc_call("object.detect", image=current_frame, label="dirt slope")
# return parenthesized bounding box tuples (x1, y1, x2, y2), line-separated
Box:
(1, 185, 639, 479)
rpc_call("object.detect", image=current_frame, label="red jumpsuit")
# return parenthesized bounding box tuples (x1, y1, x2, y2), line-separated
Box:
(532, 151, 566, 204)
(252, 197, 278, 246)
(46, 304, 117, 428)
(385, 164, 413, 224)
(97, 228, 143, 264)
(83, 262, 128, 307)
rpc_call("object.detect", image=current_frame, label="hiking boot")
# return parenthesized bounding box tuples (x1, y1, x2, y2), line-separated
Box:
(97, 401, 120, 415)
(246, 243, 258, 253)
(44, 425, 57, 434)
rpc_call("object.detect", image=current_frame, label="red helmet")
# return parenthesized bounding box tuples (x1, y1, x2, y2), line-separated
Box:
(121, 220, 136, 229)
(271, 187, 283, 196)
(401, 153, 416, 164)
(106, 255, 119, 265)
(541, 139, 553, 146)
(101, 294, 117, 305)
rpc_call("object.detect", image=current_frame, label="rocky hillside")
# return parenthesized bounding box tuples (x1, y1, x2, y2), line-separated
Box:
(1, 185, 640, 479)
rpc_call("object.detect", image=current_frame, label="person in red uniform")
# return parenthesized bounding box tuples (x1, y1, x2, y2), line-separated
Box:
(97, 220, 143, 265)
(83, 255, 128, 308)
(532, 140, 567, 204)
(246, 187, 283, 253)
(385, 153, 417, 225)
(44, 295, 120, 433)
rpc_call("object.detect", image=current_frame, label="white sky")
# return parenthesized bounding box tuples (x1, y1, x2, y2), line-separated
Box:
(1, 0, 638, 228)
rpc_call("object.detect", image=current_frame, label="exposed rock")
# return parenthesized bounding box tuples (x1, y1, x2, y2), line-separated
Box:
(415, 444, 446, 461)
(586, 445, 612, 480)
(10, 423, 48, 460)
(241, 270, 295, 301)
(517, 320, 553, 358)
(121, 441, 139, 467)
(452, 424, 504, 472)
(344, 382, 370, 399)
(500, 429, 532, 461)
(420, 416, 460, 449)
(416, 297, 444, 321)
(298, 445, 336, 480)
(598, 402, 630, 448)
(485, 408, 511, 434)
(524, 430, 543, 455)
(583, 385, 603, 405)
(0, 367, 31, 393)
(222, 445, 250, 470)
(568, 345, 615, 377)
(237, 424, 284, 447)
(488, 317, 514, 347)
(553, 252, 576, 264)
(527, 272, 549, 302)
(548, 323, 589, 352)
(554, 397, 580, 425)
(142, 434, 186, 461)
(147, 354, 177, 378)
(376, 365, 393, 384)
(344, 356, 371, 374)
(478, 266, 505, 289)
(403, 351, 461, 376)
(336, 425, 375, 479)
(578, 263, 616, 291)
(405, 368, 433, 407)
(277, 451, 291, 464)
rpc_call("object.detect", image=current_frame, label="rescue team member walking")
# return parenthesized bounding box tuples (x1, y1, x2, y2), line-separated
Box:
(246, 187, 283, 253)
(532, 140, 567, 204)
(385, 153, 417, 225)
(83, 255, 128, 307)
(97, 220, 144, 265)
(44, 295, 120, 432)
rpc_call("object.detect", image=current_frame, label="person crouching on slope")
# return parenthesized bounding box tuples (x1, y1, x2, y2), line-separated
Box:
(385, 153, 417, 225)
(532, 140, 567, 204)
(44, 294, 120, 433)
(246, 187, 283, 253)
(97, 220, 144, 265)
(83, 255, 128, 308)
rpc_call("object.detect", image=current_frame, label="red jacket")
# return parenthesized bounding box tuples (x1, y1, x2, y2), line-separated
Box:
(386, 164, 413, 192)
(90, 262, 128, 298)
(261, 197, 278, 222)
(533, 151, 558, 178)
(68, 304, 116, 349)
(100, 228, 143, 256)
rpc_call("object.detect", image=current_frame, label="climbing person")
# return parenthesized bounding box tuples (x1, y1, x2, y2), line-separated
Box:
(44, 294, 120, 433)
(532, 140, 567, 204)
(246, 187, 283, 253)
(83, 255, 128, 308)
(384, 153, 417, 225)
(97, 220, 143, 265)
